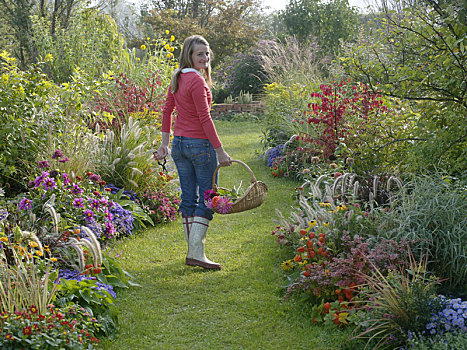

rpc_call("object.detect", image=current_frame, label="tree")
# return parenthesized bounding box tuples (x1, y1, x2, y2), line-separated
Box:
(0, 0, 83, 66)
(281, 0, 360, 57)
(139, 0, 263, 66)
(341, 0, 467, 173)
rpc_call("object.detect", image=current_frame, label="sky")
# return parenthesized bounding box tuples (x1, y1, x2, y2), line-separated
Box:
(262, 0, 377, 13)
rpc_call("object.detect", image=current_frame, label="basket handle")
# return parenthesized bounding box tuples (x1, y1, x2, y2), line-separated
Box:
(211, 159, 257, 191)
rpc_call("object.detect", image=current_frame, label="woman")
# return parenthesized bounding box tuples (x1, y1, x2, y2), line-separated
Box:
(154, 35, 231, 270)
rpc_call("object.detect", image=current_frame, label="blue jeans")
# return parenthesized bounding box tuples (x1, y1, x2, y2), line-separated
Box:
(171, 136, 218, 220)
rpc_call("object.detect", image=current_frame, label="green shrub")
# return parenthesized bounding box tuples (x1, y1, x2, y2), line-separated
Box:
(0, 52, 64, 196)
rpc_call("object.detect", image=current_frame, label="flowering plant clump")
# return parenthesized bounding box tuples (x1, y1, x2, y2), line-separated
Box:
(204, 188, 239, 214)
(0, 303, 101, 349)
(17, 151, 122, 243)
(141, 171, 181, 224)
(423, 296, 467, 336)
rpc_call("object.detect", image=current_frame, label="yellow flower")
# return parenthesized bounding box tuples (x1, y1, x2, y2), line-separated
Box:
(322, 222, 329, 227)
(35, 250, 43, 257)
(166, 30, 170, 35)
(175, 63, 179, 68)
(164, 44, 170, 50)
(50, 257, 58, 262)
(137, 57, 140, 61)
(141, 44, 146, 50)
(308, 220, 317, 227)
(170, 35, 175, 42)
(146, 37, 150, 41)
(0, 237, 8, 242)
(29, 241, 39, 248)
(162, 41, 166, 45)
(167, 53, 173, 58)
(170, 47, 174, 52)
(281, 259, 294, 271)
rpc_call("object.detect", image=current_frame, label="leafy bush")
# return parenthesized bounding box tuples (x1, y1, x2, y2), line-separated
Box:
(0, 52, 64, 195)
(407, 330, 467, 350)
(382, 173, 467, 293)
(32, 8, 123, 84)
(214, 48, 268, 100)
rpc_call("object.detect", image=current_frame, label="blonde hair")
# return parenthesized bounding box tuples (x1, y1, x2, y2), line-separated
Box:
(170, 35, 212, 93)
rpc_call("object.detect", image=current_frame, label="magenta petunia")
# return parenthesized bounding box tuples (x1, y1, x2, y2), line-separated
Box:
(83, 209, 94, 221)
(58, 157, 70, 163)
(38, 160, 50, 168)
(73, 198, 85, 208)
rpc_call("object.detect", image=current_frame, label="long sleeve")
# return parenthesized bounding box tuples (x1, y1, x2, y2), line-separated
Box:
(161, 87, 175, 133)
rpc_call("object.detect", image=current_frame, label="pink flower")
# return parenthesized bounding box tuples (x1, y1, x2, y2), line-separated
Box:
(215, 196, 232, 214)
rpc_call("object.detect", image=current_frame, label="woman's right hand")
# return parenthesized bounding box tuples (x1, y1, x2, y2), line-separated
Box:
(154, 145, 168, 160)
(215, 147, 232, 167)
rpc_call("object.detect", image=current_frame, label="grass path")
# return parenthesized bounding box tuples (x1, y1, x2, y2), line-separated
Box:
(99, 121, 352, 349)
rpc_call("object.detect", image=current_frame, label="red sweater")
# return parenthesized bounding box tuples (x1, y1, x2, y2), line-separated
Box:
(162, 71, 222, 149)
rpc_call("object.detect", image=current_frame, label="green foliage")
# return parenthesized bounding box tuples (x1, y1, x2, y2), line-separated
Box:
(381, 173, 467, 293)
(140, 1, 263, 66)
(407, 330, 467, 350)
(32, 8, 124, 83)
(214, 49, 268, 99)
(353, 251, 444, 349)
(341, 0, 467, 174)
(0, 52, 63, 195)
(282, 0, 359, 56)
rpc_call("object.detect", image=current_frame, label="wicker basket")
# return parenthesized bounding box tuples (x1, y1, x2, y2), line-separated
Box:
(210, 160, 268, 214)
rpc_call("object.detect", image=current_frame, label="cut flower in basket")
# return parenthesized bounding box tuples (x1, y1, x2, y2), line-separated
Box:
(204, 185, 242, 215)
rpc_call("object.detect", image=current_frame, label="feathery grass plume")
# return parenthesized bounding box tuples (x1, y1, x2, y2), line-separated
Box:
(22, 230, 43, 253)
(67, 238, 85, 272)
(79, 226, 103, 267)
(372, 176, 379, 201)
(332, 174, 344, 196)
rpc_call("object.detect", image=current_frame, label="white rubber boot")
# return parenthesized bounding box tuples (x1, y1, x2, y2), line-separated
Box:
(186, 216, 221, 270)
(183, 216, 193, 256)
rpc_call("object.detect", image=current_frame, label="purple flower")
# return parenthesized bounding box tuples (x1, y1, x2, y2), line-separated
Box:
(83, 209, 94, 221)
(18, 197, 32, 211)
(90, 199, 100, 210)
(204, 189, 218, 201)
(58, 157, 70, 163)
(71, 184, 83, 195)
(99, 198, 109, 208)
(34, 171, 50, 188)
(89, 174, 102, 182)
(38, 160, 51, 168)
(62, 173, 70, 185)
(73, 198, 85, 208)
(104, 221, 116, 238)
(52, 150, 64, 159)
(42, 177, 57, 191)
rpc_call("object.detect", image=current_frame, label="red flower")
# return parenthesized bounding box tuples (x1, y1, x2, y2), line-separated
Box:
(76, 176, 82, 181)
(30, 305, 38, 314)
(5, 333, 14, 340)
(105, 188, 112, 191)
(87, 172, 93, 177)
(297, 246, 305, 253)
(23, 326, 32, 336)
(299, 229, 307, 236)
(324, 302, 331, 314)
(306, 240, 313, 248)
(93, 268, 102, 274)
(303, 270, 311, 277)
(308, 250, 316, 259)
(309, 232, 315, 239)
(294, 255, 302, 262)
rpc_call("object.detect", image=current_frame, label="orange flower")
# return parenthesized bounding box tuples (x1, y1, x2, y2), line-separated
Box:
(294, 254, 302, 262)
(303, 270, 311, 277)
(211, 196, 221, 208)
(324, 302, 331, 314)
